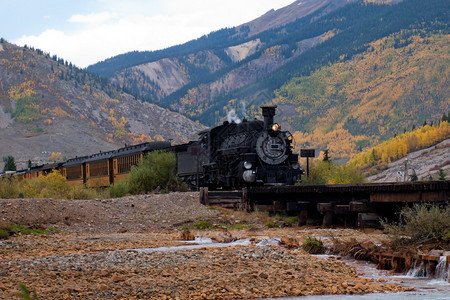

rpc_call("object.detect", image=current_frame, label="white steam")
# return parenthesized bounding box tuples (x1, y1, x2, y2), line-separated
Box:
(227, 109, 241, 124)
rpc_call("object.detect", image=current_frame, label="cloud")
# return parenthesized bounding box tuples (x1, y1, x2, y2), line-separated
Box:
(68, 12, 118, 24)
(14, 14, 205, 68)
(13, 0, 294, 68)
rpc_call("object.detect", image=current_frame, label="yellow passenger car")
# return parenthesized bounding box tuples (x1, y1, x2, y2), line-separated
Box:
(62, 157, 87, 186)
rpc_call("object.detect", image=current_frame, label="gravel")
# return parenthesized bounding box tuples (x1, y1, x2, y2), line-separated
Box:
(0, 192, 409, 299)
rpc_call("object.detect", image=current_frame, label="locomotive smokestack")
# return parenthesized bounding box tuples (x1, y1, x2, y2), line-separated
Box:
(261, 106, 277, 130)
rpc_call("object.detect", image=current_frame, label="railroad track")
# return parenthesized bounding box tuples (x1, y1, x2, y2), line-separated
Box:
(200, 181, 449, 228)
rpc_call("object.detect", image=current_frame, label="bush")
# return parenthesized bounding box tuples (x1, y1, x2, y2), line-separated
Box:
(301, 160, 366, 185)
(19, 170, 71, 199)
(68, 185, 101, 200)
(0, 228, 9, 239)
(0, 176, 19, 198)
(127, 150, 187, 194)
(382, 203, 450, 245)
(302, 236, 325, 254)
(109, 179, 130, 198)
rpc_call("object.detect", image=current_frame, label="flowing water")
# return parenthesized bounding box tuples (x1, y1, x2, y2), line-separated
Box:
(288, 254, 450, 300)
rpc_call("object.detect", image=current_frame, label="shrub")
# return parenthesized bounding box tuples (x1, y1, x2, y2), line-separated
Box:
(0, 228, 9, 239)
(0, 176, 19, 198)
(301, 160, 366, 185)
(382, 203, 450, 245)
(18, 170, 71, 199)
(127, 150, 186, 194)
(109, 179, 129, 198)
(302, 236, 325, 254)
(68, 185, 101, 200)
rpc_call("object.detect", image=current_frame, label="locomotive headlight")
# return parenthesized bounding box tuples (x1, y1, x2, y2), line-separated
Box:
(244, 161, 252, 170)
(271, 123, 281, 131)
(292, 162, 300, 170)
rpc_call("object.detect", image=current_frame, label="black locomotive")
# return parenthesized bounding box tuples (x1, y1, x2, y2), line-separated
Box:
(176, 106, 302, 189)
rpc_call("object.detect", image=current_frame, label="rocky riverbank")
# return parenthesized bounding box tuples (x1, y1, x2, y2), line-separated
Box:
(0, 192, 411, 299)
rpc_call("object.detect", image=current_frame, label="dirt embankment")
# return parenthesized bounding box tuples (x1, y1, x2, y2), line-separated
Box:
(0, 192, 410, 299)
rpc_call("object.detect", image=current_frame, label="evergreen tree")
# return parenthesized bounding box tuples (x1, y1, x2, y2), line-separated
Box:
(410, 173, 418, 182)
(2, 156, 17, 172)
(438, 168, 447, 180)
(322, 149, 330, 162)
(27, 159, 32, 168)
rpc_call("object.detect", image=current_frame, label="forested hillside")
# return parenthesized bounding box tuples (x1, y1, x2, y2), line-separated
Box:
(278, 31, 449, 158)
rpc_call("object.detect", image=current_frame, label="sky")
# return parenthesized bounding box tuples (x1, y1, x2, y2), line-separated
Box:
(1, 0, 294, 68)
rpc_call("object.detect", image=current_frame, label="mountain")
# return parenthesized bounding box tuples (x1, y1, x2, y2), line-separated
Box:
(0, 41, 205, 169)
(86, 0, 448, 160)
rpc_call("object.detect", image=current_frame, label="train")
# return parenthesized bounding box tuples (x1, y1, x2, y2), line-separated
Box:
(3, 106, 303, 190)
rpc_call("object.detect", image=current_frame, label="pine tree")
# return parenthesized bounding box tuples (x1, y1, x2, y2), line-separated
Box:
(322, 149, 330, 162)
(2, 156, 16, 172)
(438, 169, 447, 181)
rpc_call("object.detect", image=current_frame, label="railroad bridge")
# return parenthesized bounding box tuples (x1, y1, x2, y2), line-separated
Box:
(200, 181, 449, 228)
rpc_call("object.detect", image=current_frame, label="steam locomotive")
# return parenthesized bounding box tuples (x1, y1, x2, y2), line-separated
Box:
(176, 106, 302, 189)
(6, 106, 302, 190)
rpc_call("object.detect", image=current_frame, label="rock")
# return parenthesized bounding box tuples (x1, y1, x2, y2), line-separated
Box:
(110, 275, 125, 283)
(258, 272, 269, 279)
(180, 229, 195, 241)
(428, 249, 444, 256)
(280, 236, 299, 249)
(212, 233, 234, 243)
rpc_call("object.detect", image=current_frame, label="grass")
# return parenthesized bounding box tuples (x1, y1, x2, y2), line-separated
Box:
(0, 222, 54, 240)
(302, 236, 325, 254)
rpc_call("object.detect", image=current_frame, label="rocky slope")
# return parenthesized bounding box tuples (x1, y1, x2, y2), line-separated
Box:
(0, 41, 206, 169)
(368, 139, 450, 182)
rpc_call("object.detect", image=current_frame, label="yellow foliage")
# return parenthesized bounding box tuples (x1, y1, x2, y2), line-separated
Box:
(293, 128, 367, 159)
(264, 45, 282, 58)
(274, 32, 449, 160)
(8, 81, 36, 101)
(128, 133, 153, 143)
(48, 152, 62, 162)
(154, 135, 165, 142)
(348, 121, 450, 169)
(108, 109, 128, 139)
(20, 170, 70, 199)
(53, 107, 71, 118)
(44, 119, 52, 125)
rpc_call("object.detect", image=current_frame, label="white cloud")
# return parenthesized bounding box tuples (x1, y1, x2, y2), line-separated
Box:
(13, 0, 295, 68)
(68, 12, 119, 24)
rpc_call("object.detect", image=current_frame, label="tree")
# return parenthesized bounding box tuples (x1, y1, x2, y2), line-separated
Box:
(438, 169, 447, 181)
(322, 149, 331, 162)
(410, 173, 418, 182)
(2, 156, 17, 172)
(27, 159, 32, 168)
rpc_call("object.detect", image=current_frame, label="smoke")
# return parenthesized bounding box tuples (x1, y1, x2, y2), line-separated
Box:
(241, 101, 247, 119)
(227, 109, 241, 124)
